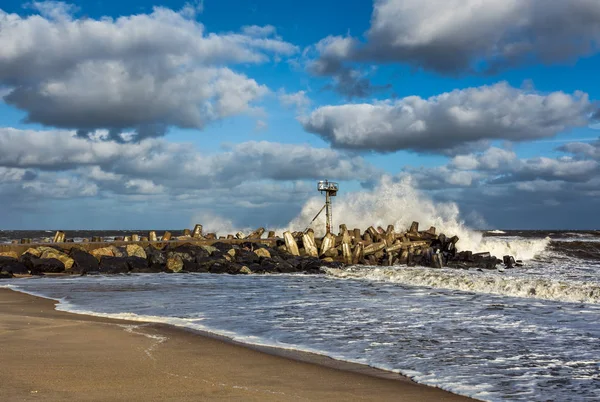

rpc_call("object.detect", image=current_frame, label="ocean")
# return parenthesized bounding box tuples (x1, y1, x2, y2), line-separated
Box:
(2, 229, 600, 401)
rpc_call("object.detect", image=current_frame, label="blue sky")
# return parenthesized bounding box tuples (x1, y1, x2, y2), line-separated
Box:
(0, 0, 599, 230)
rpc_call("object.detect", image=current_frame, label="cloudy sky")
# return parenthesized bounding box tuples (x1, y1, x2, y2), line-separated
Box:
(1, 0, 599, 230)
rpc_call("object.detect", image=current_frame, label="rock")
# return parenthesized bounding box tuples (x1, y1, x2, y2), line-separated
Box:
(126, 244, 147, 259)
(30, 258, 65, 274)
(0, 271, 13, 278)
(253, 248, 271, 259)
(166, 256, 184, 273)
(40, 250, 74, 270)
(110, 246, 127, 258)
(90, 247, 115, 261)
(0, 256, 28, 274)
(200, 245, 218, 255)
(0, 251, 18, 259)
(99, 257, 130, 274)
(182, 260, 208, 273)
(69, 248, 99, 274)
(127, 257, 152, 273)
(431, 253, 443, 268)
(235, 249, 260, 264)
(239, 266, 252, 274)
(22, 248, 42, 257)
(208, 261, 234, 274)
(503, 255, 516, 268)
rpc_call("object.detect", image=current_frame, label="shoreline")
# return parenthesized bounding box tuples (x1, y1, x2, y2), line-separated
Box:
(0, 287, 474, 401)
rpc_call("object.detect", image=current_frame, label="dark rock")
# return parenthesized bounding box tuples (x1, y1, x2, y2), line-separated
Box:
(127, 257, 152, 272)
(0, 256, 28, 274)
(235, 249, 260, 265)
(99, 257, 129, 274)
(430, 253, 443, 268)
(167, 244, 210, 263)
(69, 248, 99, 274)
(211, 242, 238, 254)
(146, 247, 167, 268)
(208, 261, 234, 274)
(19, 252, 38, 271)
(503, 255, 516, 268)
(30, 258, 65, 274)
(183, 260, 209, 273)
(0, 271, 13, 278)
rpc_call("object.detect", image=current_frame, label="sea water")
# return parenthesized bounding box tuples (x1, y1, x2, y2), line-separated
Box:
(4, 231, 600, 402)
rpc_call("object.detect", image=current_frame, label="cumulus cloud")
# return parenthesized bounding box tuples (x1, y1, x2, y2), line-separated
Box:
(0, 4, 298, 139)
(301, 82, 593, 154)
(312, 0, 600, 79)
(278, 90, 312, 113)
(0, 127, 380, 195)
(307, 0, 600, 94)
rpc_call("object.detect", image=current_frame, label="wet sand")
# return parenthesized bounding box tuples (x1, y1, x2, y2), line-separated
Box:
(0, 288, 473, 401)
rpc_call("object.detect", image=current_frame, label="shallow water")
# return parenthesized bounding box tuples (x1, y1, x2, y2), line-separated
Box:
(3, 231, 600, 401)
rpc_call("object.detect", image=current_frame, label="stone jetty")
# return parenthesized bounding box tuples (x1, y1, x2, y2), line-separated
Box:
(0, 222, 519, 278)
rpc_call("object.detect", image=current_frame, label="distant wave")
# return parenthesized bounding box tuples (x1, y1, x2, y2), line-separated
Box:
(486, 230, 507, 234)
(325, 266, 600, 304)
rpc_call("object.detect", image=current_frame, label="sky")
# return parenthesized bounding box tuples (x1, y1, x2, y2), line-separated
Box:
(0, 0, 599, 230)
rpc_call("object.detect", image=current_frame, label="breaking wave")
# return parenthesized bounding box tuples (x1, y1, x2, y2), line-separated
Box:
(324, 266, 600, 304)
(285, 176, 548, 260)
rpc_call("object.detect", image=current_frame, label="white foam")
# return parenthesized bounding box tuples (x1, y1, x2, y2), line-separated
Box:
(324, 266, 600, 304)
(487, 230, 507, 234)
(283, 176, 548, 260)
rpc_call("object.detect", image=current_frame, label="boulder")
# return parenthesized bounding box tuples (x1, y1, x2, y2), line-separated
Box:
(208, 261, 234, 274)
(239, 266, 252, 275)
(253, 248, 271, 259)
(235, 249, 260, 265)
(200, 245, 218, 255)
(69, 248, 99, 273)
(127, 257, 154, 273)
(166, 256, 184, 273)
(109, 246, 127, 258)
(0, 256, 28, 274)
(99, 257, 130, 274)
(0, 271, 13, 279)
(40, 250, 74, 270)
(182, 260, 209, 273)
(90, 247, 115, 261)
(23, 248, 42, 257)
(30, 258, 65, 274)
(503, 255, 516, 268)
(0, 251, 18, 259)
(126, 244, 147, 259)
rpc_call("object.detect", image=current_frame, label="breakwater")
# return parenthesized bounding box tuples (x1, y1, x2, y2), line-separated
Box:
(0, 222, 518, 277)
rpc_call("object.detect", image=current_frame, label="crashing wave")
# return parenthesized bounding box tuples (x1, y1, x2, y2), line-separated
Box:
(324, 266, 600, 304)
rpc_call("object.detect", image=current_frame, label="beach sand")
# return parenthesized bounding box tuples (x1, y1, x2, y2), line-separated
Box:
(0, 288, 472, 401)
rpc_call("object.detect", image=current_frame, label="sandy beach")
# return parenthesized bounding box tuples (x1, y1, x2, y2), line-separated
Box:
(0, 288, 472, 401)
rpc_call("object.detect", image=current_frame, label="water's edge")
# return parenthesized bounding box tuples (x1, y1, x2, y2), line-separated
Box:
(3, 286, 473, 397)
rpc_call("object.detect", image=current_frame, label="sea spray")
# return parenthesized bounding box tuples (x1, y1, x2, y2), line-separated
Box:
(285, 176, 548, 260)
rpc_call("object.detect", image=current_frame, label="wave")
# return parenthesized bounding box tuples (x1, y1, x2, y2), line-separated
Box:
(486, 230, 506, 234)
(324, 266, 600, 304)
(549, 240, 600, 260)
(283, 176, 549, 260)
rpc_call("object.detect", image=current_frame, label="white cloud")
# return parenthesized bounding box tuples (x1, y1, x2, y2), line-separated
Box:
(278, 90, 311, 113)
(0, 5, 298, 137)
(313, 0, 600, 75)
(242, 25, 277, 37)
(302, 83, 593, 153)
(0, 127, 380, 195)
